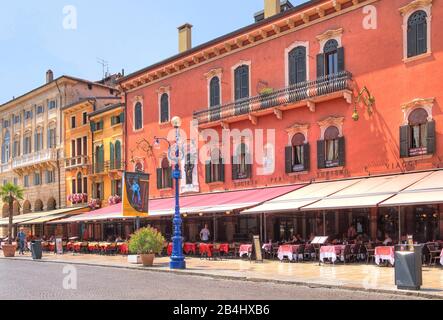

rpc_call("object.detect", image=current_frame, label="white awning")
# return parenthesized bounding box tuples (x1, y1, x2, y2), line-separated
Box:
(380, 170, 443, 207)
(242, 179, 363, 214)
(302, 172, 431, 211)
(0, 206, 88, 226)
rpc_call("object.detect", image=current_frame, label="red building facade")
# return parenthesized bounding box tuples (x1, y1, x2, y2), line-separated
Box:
(120, 0, 442, 244)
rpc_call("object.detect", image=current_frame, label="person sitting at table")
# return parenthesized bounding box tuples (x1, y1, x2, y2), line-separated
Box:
(383, 233, 393, 246)
(199, 224, 211, 243)
(115, 236, 123, 243)
(347, 224, 357, 240)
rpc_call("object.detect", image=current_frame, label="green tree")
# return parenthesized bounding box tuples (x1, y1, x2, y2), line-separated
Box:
(0, 183, 24, 245)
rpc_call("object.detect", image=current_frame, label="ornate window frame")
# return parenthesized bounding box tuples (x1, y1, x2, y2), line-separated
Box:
(284, 41, 310, 87)
(132, 96, 143, 132)
(180, 140, 199, 194)
(399, 0, 432, 62)
(316, 28, 343, 54)
(231, 60, 252, 101)
(285, 123, 309, 145)
(401, 97, 434, 125)
(205, 68, 223, 108)
(317, 116, 344, 140)
(157, 86, 171, 125)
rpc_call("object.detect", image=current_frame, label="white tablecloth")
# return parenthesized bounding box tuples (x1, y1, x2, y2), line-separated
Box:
(374, 246, 395, 266)
(375, 254, 395, 265)
(319, 252, 337, 263)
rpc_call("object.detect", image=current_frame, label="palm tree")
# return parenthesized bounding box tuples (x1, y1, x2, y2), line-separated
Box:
(0, 183, 24, 245)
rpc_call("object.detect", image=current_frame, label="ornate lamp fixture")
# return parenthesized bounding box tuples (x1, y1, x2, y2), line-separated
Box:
(352, 86, 375, 121)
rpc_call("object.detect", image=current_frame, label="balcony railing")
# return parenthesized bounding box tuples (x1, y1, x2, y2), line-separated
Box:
(0, 163, 12, 173)
(65, 155, 89, 169)
(193, 71, 353, 125)
(88, 160, 124, 175)
(12, 149, 57, 169)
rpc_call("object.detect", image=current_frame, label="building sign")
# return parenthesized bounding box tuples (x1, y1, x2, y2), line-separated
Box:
(122, 172, 150, 217)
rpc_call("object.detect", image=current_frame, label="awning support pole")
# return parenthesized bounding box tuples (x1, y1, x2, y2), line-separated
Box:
(264, 213, 267, 243)
(398, 206, 401, 244)
(260, 213, 263, 241)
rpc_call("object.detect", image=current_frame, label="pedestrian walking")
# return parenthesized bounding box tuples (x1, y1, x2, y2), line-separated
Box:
(17, 228, 27, 255)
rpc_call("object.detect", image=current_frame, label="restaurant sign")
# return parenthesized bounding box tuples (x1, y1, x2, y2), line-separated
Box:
(122, 172, 150, 217)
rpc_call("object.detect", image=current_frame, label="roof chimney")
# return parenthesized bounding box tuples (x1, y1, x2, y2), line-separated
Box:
(264, 0, 281, 19)
(178, 23, 193, 53)
(46, 69, 54, 84)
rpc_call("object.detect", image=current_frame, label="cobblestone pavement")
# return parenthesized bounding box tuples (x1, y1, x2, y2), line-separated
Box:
(0, 260, 425, 300)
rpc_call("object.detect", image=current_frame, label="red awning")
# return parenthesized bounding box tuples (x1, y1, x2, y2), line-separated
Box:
(49, 185, 304, 223)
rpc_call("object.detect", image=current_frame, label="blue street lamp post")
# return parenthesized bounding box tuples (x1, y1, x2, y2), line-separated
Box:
(155, 116, 186, 269)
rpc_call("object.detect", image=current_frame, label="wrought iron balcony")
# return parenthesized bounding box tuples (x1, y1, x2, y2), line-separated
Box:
(88, 160, 124, 175)
(65, 155, 89, 170)
(12, 149, 58, 170)
(193, 71, 353, 126)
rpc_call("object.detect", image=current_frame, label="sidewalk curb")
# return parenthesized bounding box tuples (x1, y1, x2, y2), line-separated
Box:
(2, 257, 441, 300)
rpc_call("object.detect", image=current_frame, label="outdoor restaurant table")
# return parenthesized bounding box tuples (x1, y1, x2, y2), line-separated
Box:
(73, 242, 83, 252)
(88, 242, 99, 252)
(117, 243, 129, 255)
(239, 244, 252, 258)
(375, 246, 395, 265)
(167, 243, 173, 256)
(319, 245, 346, 263)
(262, 243, 272, 252)
(440, 249, 443, 266)
(277, 244, 300, 261)
(48, 242, 55, 252)
(218, 243, 229, 254)
(183, 243, 196, 255)
(199, 243, 213, 257)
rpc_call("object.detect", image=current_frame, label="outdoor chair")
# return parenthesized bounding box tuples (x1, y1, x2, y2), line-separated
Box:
(365, 243, 375, 264)
(271, 243, 280, 260)
(212, 243, 221, 260)
(227, 243, 236, 258)
(426, 244, 441, 266)
(295, 244, 305, 262)
(339, 245, 352, 264)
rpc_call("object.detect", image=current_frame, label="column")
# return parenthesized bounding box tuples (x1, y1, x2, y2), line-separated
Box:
(439, 204, 443, 238)
(370, 207, 377, 241)
(225, 219, 235, 242)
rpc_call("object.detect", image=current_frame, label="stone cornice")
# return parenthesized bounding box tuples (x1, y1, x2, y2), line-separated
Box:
(399, 0, 432, 16)
(120, 0, 377, 92)
(316, 28, 344, 42)
(204, 68, 223, 79)
(285, 123, 310, 133)
(401, 97, 435, 110)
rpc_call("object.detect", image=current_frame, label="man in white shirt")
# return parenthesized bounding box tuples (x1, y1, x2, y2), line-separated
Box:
(200, 224, 211, 243)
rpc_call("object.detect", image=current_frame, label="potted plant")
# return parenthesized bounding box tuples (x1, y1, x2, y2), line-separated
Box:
(258, 87, 275, 109)
(0, 182, 24, 257)
(128, 227, 165, 267)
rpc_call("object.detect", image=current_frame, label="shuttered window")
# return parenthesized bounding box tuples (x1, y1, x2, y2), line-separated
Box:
(234, 65, 249, 100)
(317, 126, 345, 168)
(157, 157, 173, 189)
(407, 10, 427, 58)
(285, 133, 310, 173)
(317, 39, 344, 78)
(232, 143, 251, 180)
(400, 108, 435, 157)
(160, 93, 170, 123)
(205, 149, 224, 183)
(134, 102, 143, 130)
(288, 46, 307, 85)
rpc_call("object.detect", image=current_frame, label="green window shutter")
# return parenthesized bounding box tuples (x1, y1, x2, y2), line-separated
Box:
(119, 112, 125, 123)
(399, 125, 410, 158)
(100, 120, 104, 129)
(92, 183, 96, 198)
(317, 140, 326, 169)
(338, 137, 346, 167)
(303, 143, 310, 171)
(285, 146, 293, 174)
(110, 142, 115, 170)
(115, 141, 122, 169)
(316, 53, 325, 78)
(426, 120, 436, 154)
(156, 168, 162, 189)
(205, 161, 211, 183)
(337, 47, 345, 72)
(101, 182, 104, 200)
(90, 121, 96, 132)
(220, 159, 225, 182)
(111, 180, 115, 196)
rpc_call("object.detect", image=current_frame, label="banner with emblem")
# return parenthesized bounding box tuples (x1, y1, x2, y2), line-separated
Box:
(122, 172, 150, 217)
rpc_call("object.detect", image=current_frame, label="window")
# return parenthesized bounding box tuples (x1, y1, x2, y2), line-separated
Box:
(34, 172, 41, 186)
(12, 140, 20, 157)
(1, 130, 10, 164)
(234, 65, 249, 101)
(71, 178, 76, 194)
(48, 100, 57, 110)
(34, 130, 43, 151)
(48, 128, 56, 148)
(13, 115, 21, 124)
(93, 182, 104, 200)
(95, 145, 104, 173)
(90, 120, 103, 132)
(232, 143, 251, 180)
(3, 120, 10, 128)
(407, 10, 428, 58)
(24, 175, 29, 188)
(209, 77, 221, 107)
(160, 93, 169, 123)
(288, 46, 307, 85)
(23, 136, 31, 154)
(184, 153, 194, 185)
(317, 126, 345, 169)
(24, 110, 32, 120)
(317, 39, 344, 77)
(82, 112, 88, 125)
(205, 149, 224, 183)
(46, 170, 54, 184)
(134, 102, 143, 130)
(83, 177, 88, 195)
(83, 137, 88, 156)
(285, 133, 310, 173)
(71, 116, 76, 129)
(13, 177, 18, 186)
(37, 105, 44, 114)
(156, 157, 172, 189)
(400, 108, 435, 157)
(111, 179, 122, 196)
(111, 113, 124, 126)
(77, 172, 83, 194)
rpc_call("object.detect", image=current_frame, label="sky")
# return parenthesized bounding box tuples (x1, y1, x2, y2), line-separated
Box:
(0, 0, 305, 104)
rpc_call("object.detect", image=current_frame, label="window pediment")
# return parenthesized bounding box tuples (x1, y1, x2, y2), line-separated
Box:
(317, 116, 344, 139)
(399, 0, 432, 16)
(401, 97, 434, 125)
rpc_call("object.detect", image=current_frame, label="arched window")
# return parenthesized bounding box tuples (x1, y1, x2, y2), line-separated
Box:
(77, 172, 83, 194)
(160, 93, 169, 123)
(324, 126, 340, 165)
(233, 143, 251, 180)
(2, 130, 10, 164)
(407, 10, 427, 58)
(134, 102, 143, 130)
(285, 132, 310, 173)
(157, 157, 172, 189)
(206, 148, 224, 183)
(288, 46, 307, 85)
(209, 76, 221, 107)
(324, 39, 339, 76)
(234, 65, 249, 101)
(409, 108, 429, 151)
